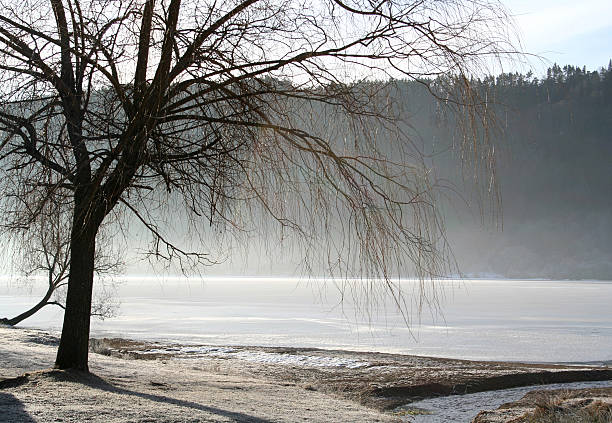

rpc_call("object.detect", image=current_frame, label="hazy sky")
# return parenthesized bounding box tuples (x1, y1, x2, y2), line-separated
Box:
(504, 0, 612, 72)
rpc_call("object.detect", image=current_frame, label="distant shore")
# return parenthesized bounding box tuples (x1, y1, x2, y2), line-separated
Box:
(1, 325, 611, 422)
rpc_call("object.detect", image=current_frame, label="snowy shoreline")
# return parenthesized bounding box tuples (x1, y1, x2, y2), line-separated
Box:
(2, 325, 611, 422)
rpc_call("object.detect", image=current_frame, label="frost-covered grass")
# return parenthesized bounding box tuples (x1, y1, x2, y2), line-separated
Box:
(526, 407, 612, 422)
(524, 389, 612, 423)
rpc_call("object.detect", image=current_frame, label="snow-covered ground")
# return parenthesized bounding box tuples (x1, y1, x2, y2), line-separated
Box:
(138, 344, 371, 368)
(0, 326, 396, 423)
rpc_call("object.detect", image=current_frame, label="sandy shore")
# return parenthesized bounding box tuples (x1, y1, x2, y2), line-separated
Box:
(1, 326, 611, 422)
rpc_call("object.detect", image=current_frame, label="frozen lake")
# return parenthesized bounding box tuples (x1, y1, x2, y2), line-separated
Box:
(1, 277, 611, 363)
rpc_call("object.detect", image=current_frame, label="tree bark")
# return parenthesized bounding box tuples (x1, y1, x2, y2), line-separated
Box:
(1, 282, 55, 326)
(54, 201, 99, 371)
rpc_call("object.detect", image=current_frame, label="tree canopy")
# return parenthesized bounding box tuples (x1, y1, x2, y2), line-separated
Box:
(0, 0, 517, 370)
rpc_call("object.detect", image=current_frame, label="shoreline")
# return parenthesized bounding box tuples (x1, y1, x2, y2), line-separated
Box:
(89, 336, 612, 411)
(1, 325, 611, 422)
(14, 321, 612, 368)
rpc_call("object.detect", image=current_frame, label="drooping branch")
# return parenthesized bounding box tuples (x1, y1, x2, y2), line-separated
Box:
(0, 0, 519, 369)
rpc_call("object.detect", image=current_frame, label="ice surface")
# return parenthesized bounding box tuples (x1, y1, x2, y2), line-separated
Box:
(3, 278, 612, 363)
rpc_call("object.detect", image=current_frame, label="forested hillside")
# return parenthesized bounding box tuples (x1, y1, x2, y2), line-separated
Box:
(433, 62, 612, 279)
(121, 63, 612, 280)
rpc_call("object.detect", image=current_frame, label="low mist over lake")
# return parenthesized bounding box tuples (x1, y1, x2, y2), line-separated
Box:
(119, 63, 611, 281)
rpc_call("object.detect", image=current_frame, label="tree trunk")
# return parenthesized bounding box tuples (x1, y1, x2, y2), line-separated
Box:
(1, 282, 55, 326)
(54, 216, 98, 371)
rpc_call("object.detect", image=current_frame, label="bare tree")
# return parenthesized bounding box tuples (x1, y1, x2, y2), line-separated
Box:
(1, 204, 71, 326)
(1, 200, 121, 326)
(0, 0, 517, 371)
